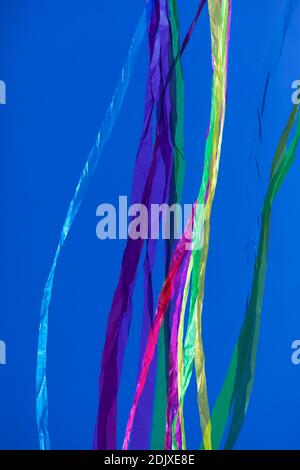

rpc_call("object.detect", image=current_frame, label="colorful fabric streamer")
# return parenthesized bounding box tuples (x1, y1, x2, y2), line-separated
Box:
(151, 0, 207, 451)
(37, 0, 300, 452)
(95, 0, 206, 450)
(170, 0, 232, 450)
(100, 0, 300, 451)
(95, 0, 178, 449)
(122, 212, 196, 450)
(35, 4, 149, 450)
(130, 0, 184, 449)
(122, 0, 232, 450)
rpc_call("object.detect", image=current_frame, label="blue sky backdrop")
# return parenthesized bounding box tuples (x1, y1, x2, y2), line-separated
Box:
(0, 0, 300, 449)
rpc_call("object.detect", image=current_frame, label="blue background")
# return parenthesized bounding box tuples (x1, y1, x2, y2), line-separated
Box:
(0, 0, 300, 449)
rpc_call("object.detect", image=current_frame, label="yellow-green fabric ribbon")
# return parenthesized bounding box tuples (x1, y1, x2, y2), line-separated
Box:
(174, 0, 231, 450)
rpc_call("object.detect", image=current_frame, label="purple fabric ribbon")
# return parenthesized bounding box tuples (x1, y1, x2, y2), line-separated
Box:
(94, 0, 175, 449)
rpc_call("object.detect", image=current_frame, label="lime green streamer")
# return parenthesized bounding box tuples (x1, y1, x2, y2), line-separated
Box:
(205, 104, 300, 450)
(225, 104, 300, 449)
(151, 0, 185, 450)
(174, 0, 231, 450)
